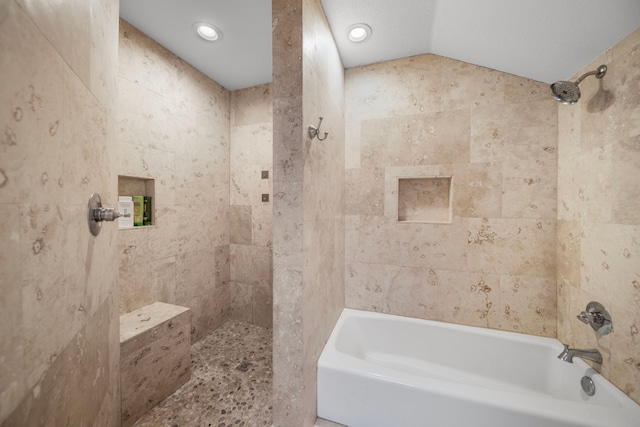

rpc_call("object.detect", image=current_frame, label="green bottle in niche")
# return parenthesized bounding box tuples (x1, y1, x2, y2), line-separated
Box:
(132, 196, 144, 226)
(143, 196, 152, 226)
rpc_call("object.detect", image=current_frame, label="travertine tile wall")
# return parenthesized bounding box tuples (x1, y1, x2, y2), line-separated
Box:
(344, 55, 559, 337)
(117, 20, 231, 342)
(0, 0, 120, 425)
(557, 28, 640, 404)
(272, 0, 345, 425)
(229, 84, 274, 328)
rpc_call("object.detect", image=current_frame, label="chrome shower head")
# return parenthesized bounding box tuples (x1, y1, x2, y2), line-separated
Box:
(550, 65, 607, 105)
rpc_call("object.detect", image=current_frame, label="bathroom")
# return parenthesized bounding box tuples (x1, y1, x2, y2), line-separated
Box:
(0, 0, 639, 426)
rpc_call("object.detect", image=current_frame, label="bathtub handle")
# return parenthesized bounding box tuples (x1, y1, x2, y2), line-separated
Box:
(577, 301, 612, 335)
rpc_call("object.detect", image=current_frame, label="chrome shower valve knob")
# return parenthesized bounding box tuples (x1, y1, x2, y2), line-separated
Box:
(87, 193, 130, 236)
(577, 301, 613, 335)
(92, 206, 129, 222)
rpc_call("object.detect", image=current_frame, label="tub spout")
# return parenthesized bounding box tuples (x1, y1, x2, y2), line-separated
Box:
(557, 344, 603, 364)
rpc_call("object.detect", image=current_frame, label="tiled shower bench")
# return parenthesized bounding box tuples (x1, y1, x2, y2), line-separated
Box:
(120, 302, 191, 426)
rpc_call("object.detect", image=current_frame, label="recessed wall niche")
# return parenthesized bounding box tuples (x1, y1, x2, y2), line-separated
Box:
(397, 176, 452, 223)
(384, 166, 454, 224)
(118, 175, 155, 227)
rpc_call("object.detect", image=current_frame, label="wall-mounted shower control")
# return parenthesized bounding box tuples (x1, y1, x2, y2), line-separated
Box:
(577, 301, 612, 335)
(88, 193, 130, 236)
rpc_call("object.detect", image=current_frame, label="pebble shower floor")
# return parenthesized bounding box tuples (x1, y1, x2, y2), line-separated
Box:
(134, 320, 273, 427)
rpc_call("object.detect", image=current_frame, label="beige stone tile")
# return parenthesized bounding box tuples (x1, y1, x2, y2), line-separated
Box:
(411, 109, 471, 165)
(452, 162, 502, 218)
(611, 136, 640, 224)
(504, 74, 550, 103)
(231, 163, 270, 206)
(17, 0, 91, 86)
(231, 84, 272, 126)
(470, 100, 557, 164)
(346, 214, 470, 272)
(580, 41, 640, 153)
(119, 261, 152, 314)
(63, 201, 117, 317)
(345, 167, 385, 216)
(496, 275, 556, 337)
(174, 156, 223, 207)
(398, 177, 452, 223)
(303, 219, 340, 315)
(345, 62, 402, 122)
(231, 122, 273, 167)
(273, 96, 304, 182)
(3, 299, 113, 426)
(0, 2, 65, 205)
(89, 0, 119, 115)
(273, 181, 303, 270)
(345, 120, 361, 169)
(556, 278, 572, 343)
(230, 205, 252, 245)
(383, 165, 446, 219)
(230, 281, 253, 323)
(578, 144, 614, 223)
(464, 217, 542, 277)
(580, 223, 640, 307)
(116, 78, 147, 144)
(232, 245, 272, 285)
(62, 66, 112, 205)
(440, 59, 505, 111)
(19, 204, 81, 388)
(117, 141, 176, 207)
(501, 160, 557, 219)
(0, 204, 25, 422)
(377, 55, 444, 117)
(302, 0, 344, 114)
(253, 280, 274, 328)
(121, 318, 190, 426)
(345, 262, 387, 313)
(118, 19, 176, 97)
(359, 115, 413, 168)
(175, 58, 229, 123)
(434, 269, 501, 328)
(609, 305, 640, 403)
(302, 108, 345, 221)
(252, 203, 273, 248)
(384, 265, 440, 320)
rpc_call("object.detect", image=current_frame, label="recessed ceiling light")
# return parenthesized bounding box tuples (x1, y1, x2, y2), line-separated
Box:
(348, 23, 372, 43)
(193, 22, 222, 42)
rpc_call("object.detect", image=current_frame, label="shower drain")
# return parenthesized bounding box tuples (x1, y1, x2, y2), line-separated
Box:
(581, 376, 596, 396)
(235, 359, 253, 372)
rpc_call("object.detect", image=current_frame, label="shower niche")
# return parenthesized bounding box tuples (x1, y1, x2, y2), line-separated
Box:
(397, 176, 452, 223)
(118, 175, 155, 227)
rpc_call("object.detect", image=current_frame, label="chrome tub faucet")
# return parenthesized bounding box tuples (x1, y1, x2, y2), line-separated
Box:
(557, 344, 603, 364)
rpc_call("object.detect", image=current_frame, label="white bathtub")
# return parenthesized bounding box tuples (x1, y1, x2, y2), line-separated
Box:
(317, 309, 640, 427)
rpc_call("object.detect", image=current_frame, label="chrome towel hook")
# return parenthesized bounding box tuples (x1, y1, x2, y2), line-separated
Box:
(308, 116, 328, 141)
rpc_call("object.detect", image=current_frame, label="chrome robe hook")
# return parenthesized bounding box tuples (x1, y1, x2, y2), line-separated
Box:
(308, 116, 328, 141)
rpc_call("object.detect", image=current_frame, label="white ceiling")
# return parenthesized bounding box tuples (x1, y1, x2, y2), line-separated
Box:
(120, 0, 640, 91)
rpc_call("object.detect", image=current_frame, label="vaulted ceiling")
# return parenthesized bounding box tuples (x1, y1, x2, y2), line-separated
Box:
(120, 0, 640, 90)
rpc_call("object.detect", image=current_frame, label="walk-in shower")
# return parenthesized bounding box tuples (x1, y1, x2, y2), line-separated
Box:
(550, 65, 607, 104)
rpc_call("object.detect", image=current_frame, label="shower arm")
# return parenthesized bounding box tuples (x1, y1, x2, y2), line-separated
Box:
(574, 65, 607, 85)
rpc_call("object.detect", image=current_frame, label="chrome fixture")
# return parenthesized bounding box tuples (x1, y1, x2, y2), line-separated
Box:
(308, 116, 328, 141)
(557, 344, 603, 364)
(581, 376, 596, 396)
(550, 64, 607, 104)
(577, 301, 612, 335)
(88, 193, 130, 236)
